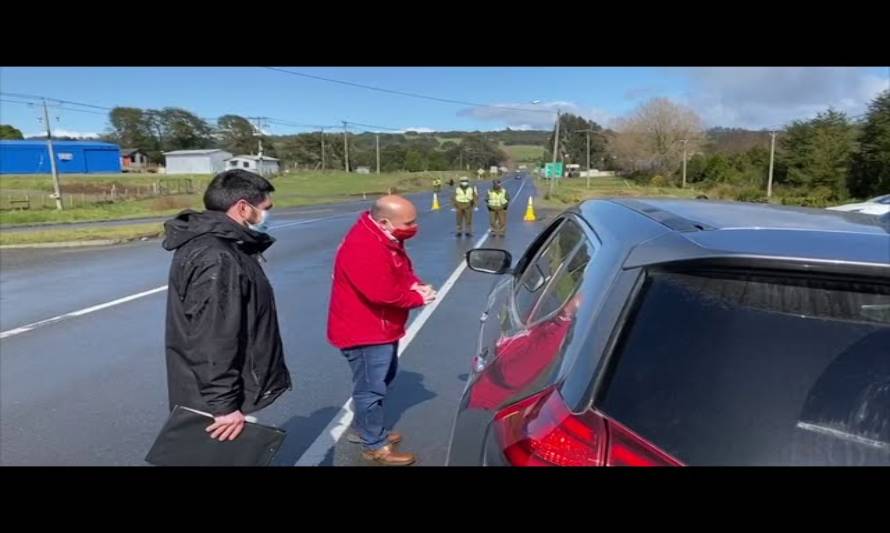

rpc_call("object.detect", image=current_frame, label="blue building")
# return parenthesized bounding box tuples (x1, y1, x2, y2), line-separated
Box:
(0, 140, 122, 174)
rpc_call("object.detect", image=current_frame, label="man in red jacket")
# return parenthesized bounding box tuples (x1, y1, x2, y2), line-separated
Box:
(327, 195, 436, 465)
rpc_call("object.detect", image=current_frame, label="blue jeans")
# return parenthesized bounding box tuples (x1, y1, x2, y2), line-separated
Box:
(342, 342, 398, 450)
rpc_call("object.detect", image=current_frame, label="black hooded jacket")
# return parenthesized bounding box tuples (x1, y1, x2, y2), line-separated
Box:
(162, 210, 291, 416)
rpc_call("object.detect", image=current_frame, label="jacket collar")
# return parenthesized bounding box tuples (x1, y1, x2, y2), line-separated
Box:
(359, 211, 403, 251)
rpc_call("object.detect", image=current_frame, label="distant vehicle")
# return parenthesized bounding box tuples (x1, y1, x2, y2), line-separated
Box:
(565, 164, 581, 178)
(827, 195, 890, 216)
(448, 199, 890, 466)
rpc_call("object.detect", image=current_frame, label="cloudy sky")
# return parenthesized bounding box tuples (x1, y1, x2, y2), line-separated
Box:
(1, 67, 887, 137)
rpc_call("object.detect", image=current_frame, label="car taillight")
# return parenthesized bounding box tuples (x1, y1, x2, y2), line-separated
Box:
(606, 418, 683, 466)
(493, 386, 683, 467)
(494, 387, 607, 466)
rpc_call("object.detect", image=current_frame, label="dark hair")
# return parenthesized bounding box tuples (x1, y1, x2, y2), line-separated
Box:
(203, 169, 275, 212)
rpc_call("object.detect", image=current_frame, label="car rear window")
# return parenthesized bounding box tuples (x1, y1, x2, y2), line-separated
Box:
(598, 269, 890, 466)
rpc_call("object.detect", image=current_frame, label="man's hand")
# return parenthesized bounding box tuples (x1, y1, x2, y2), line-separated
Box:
(411, 283, 437, 304)
(206, 410, 246, 441)
(411, 282, 431, 295)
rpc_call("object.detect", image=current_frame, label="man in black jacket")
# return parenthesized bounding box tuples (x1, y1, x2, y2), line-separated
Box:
(163, 169, 291, 442)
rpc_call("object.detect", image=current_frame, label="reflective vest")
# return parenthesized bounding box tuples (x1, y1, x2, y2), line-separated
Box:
(455, 186, 475, 203)
(487, 189, 508, 208)
(433, 179, 441, 186)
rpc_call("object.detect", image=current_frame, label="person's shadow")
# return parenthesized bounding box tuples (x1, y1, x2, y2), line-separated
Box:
(384, 370, 438, 430)
(271, 371, 437, 466)
(336, 370, 437, 467)
(271, 406, 342, 466)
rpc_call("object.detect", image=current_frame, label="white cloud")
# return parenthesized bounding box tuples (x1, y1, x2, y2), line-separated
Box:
(458, 101, 612, 130)
(25, 129, 101, 139)
(678, 67, 888, 128)
(400, 127, 435, 133)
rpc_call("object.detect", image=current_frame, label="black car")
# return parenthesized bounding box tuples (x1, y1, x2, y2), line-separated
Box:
(447, 198, 890, 466)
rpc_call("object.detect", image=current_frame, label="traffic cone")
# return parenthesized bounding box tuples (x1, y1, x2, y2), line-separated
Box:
(431, 192, 440, 210)
(523, 196, 537, 222)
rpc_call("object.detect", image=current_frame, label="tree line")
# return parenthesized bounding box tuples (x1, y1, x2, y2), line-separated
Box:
(606, 91, 890, 201)
(79, 106, 512, 173)
(4, 89, 887, 200)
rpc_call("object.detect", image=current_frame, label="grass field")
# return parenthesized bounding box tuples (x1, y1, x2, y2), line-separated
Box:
(0, 170, 467, 227)
(502, 144, 545, 163)
(536, 176, 707, 209)
(0, 223, 164, 246)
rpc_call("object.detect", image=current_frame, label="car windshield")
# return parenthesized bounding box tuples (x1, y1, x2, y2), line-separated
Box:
(871, 195, 890, 205)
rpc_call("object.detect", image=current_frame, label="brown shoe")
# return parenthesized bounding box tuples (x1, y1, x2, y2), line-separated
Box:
(346, 430, 402, 445)
(362, 444, 416, 466)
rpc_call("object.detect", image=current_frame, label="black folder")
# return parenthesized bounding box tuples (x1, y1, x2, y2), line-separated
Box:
(145, 406, 286, 466)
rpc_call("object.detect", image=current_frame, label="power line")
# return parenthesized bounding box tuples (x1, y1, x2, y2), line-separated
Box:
(0, 91, 114, 111)
(0, 98, 39, 106)
(55, 106, 107, 116)
(1, 89, 497, 136)
(344, 121, 404, 132)
(264, 117, 339, 130)
(1, 98, 110, 118)
(263, 67, 558, 115)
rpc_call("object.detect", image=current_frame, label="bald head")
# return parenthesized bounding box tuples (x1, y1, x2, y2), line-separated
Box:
(372, 195, 418, 228)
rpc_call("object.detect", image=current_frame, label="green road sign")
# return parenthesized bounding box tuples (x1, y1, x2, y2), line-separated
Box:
(544, 162, 563, 178)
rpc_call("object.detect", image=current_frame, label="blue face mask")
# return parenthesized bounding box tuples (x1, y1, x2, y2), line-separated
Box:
(247, 205, 271, 234)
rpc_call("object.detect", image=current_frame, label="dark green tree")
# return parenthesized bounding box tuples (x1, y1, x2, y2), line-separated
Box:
(779, 109, 857, 200)
(216, 115, 260, 155)
(849, 90, 890, 198)
(0, 124, 25, 140)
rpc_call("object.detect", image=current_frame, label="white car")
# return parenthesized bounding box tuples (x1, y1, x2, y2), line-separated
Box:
(827, 194, 890, 216)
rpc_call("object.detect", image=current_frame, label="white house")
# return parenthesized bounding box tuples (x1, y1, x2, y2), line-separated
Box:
(164, 149, 233, 175)
(224, 155, 280, 176)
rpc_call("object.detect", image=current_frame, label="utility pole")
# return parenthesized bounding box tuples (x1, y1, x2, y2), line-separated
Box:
(550, 110, 561, 197)
(257, 136, 264, 176)
(680, 139, 688, 188)
(42, 99, 63, 210)
(375, 133, 382, 174)
(767, 131, 777, 200)
(376, 134, 381, 174)
(320, 128, 326, 171)
(342, 121, 350, 172)
(251, 116, 264, 176)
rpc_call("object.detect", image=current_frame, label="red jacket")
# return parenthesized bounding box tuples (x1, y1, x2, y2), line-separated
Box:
(327, 212, 426, 349)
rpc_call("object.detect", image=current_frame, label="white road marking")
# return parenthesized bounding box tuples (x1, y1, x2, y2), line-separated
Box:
(270, 211, 361, 230)
(0, 286, 169, 340)
(796, 422, 890, 451)
(0, 212, 361, 341)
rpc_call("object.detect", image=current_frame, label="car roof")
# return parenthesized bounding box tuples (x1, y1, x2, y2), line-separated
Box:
(577, 198, 890, 274)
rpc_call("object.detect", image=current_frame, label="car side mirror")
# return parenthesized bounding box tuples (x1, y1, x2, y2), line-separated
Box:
(466, 248, 512, 275)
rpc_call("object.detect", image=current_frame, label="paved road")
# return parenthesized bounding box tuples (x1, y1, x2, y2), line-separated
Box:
(0, 199, 385, 233)
(0, 175, 551, 466)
